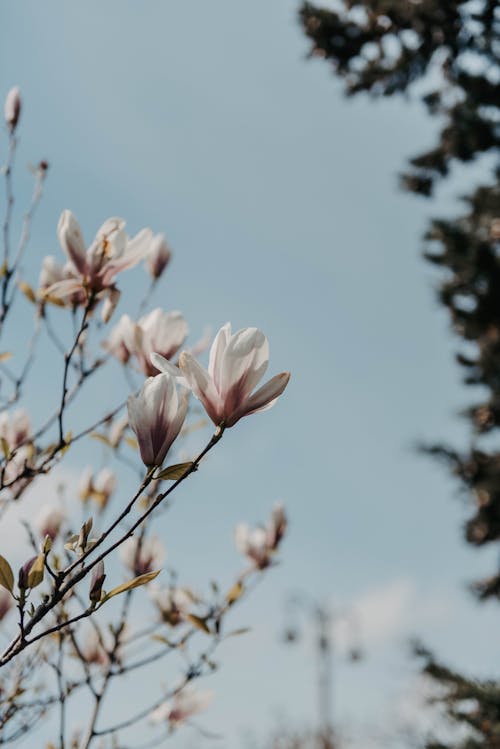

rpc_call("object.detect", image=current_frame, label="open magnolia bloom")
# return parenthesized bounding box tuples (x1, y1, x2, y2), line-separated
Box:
(235, 503, 287, 569)
(149, 584, 194, 626)
(43, 210, 152, 314)
(119, 534, 166, 576)
(153, 323, 290, 428)
(35, 503, 65, 541)
(127, 371, 188, 467)
(150, 687, 213, 727)
(104, 309, 188, 376)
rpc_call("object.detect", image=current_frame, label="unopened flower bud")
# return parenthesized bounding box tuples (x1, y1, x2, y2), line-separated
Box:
(89, 560, 105, 603)
(146, 234, 171, 280)
(18, 556, 37, 590)
(4, 86, 21, 132)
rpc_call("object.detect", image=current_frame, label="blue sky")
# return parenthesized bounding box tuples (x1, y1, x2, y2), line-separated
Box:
(1, 2, 498, 747)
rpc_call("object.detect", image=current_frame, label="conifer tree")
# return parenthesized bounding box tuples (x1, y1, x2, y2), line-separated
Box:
(298, 1, 500, 745)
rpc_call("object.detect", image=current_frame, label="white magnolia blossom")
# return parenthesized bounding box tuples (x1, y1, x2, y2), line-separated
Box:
(0, 409, 31, 450)
(79, 467, 116, 510)
(79, 627, 109, 665)
(149, 584, 193, 626)
(120, 535, 166, 576)
(154, 324, 290, 428)
(144, 233, 171, 280)
(4, 86, 21, 131)
(105, 309, 188, 376)
(235, 503, 287, 569)
(150, 687, 213, 727)
(43, 211, 152, 316)
(127, 371, 188, 467)
(35, 503, 65, 541)
(108, 413, 129, 448)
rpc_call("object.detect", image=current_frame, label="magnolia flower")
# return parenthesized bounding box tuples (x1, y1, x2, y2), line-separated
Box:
(35, 504, 65, 541)
(38, 256, 86, 307)
(105, 309, 188, 376)
(149, 584, 193, 626)
(150, 688, 213, 727)
(108, 414, 129, 448)
(0, 409, 31, 450)
(79, 467, 116, 510)
(145, 233, 171, 280)
(235, 503, 287, 569)
(120, 535, 165, 576)
(155, 324, 290, 428)
(127, 371, 188, 467)
(89, 560, 105, 602)
(44, 211, 151, 314)
(0, 588, 13, 621)
(4, 86, 21, 131)
(79, 627, 109, 665)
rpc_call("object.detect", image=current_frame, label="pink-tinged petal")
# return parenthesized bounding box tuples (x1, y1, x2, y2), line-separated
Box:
(127, 391, 154, 465)
(179, 352, 222, 425)
(156, 388, 188, 466)
(226, 372, 290, 427)
(150, 353, 187, 384)
(57, 210, 88, 275)
(219, 328, 267, 401)
(208, 322, 231, 386)
(101, 287, 120, 324)
(43, 278, 84, 301)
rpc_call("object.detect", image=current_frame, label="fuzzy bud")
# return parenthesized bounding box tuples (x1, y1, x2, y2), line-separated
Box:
(4, 86, 21, 132)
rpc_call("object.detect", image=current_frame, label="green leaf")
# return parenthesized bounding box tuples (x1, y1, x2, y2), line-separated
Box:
(185, 613, 211, 634)
(100, 569, 160, 604)
(156, 462, 194, 481)
(27, 554, 45, 589)
(0, 554, 14, 593)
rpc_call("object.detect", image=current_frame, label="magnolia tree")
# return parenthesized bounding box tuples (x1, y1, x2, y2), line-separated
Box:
(0, 87, 290, 747)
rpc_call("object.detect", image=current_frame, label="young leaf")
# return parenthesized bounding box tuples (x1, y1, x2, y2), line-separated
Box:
(0, 554, 14, 593)
(156, 462, 194, 481)
(226, 581, 244, 605)
(100, 569, 160, 604)
(27, 554, 45, 589)
(18, 281, 37, 304)
(185, 613, 211, 634)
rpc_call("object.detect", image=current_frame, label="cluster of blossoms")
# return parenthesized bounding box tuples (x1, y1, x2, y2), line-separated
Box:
(0, 84, 292, 748)
(40, 211, 171, 321)
(127, 322, 291, 468)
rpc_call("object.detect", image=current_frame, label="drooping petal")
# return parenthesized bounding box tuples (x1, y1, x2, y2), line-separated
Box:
(226, 372, 290, 427)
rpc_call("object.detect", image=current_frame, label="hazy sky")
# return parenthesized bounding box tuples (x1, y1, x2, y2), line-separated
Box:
(1, 3, 497, 748)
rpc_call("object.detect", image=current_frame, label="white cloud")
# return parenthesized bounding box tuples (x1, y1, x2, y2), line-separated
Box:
(335, 578, 454, 651)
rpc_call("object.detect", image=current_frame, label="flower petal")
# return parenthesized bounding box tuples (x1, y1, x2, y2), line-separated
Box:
(227, 372, 290, 427)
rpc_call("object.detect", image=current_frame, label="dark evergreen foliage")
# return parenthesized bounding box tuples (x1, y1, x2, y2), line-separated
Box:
(298, 0, 500, 745)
